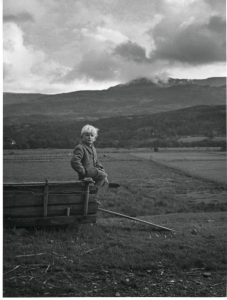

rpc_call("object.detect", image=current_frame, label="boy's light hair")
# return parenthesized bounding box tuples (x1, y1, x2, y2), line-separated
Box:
(81, 124, 99, 137)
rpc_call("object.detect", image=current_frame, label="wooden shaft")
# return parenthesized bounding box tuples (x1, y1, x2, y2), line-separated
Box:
(83, 182, 90, 216)
(66, 207, 71, 216)
(98, 207, 174, 232)
(43, 179, 49, 217)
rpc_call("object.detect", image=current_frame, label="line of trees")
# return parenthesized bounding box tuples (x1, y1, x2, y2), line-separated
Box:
(3, 105, 226, 149)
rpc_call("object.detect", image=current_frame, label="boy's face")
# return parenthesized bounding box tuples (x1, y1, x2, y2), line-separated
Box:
(81, 131, 96, 146)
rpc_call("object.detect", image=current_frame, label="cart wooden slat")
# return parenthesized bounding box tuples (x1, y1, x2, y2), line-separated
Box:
(3, 179, 98, 227)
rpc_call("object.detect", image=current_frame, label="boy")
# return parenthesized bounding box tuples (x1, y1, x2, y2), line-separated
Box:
(71, 125, 108, 187)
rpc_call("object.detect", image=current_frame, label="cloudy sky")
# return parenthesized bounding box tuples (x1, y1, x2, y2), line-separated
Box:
(3, 0, 226, 94)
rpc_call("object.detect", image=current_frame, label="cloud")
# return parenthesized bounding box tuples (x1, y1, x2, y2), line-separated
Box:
(63, 43, 162, 83)
(207, 15, 226, 34)
(77, 51, 117, 81)
(3, 12, 34, 23)
(3, 0, 226, 93)
(114, 41, 148, 63)
(3, 63, 13, 80)
(3, 0, 45, 19)
(150, 14, 226, 64)
(3, 22, 69, 93)
(204, 0, 226, 15)
(82, 26, 128, 44)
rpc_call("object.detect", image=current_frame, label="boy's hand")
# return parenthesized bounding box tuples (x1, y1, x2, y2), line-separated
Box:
(82, 177, 95, 184)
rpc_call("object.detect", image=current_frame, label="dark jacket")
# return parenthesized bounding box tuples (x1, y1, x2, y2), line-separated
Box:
(71, 143, 104, 179)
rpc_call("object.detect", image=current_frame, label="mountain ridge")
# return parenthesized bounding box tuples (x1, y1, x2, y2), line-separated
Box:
(4, 76, 226, 100)
(4, 77, 226, 122)
(108, 77, 226, 90)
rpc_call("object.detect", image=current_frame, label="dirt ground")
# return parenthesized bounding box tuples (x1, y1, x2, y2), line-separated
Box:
(3, 212, 226, 297)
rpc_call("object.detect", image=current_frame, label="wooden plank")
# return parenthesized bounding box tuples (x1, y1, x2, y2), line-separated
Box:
(4, 180, 84, 186)
(43, 180, 48, 217)
(48, 186, 84, 194)
(48, 194, 97, 205)
(48, 182, 97, 194)
(47, 181, 86, 186)
(48, 182, 85, 194)
(3, 193, 98, 208)
(3, 181, 88, 194)
(48, 186, 97, 195)
(3, 193, 44, 208)
(4, 182, 45, 187)
(4, 214, 97, 227)
(3, 182, 98, 196)
(4, 185, 43, 193)
(48, 203, 97, 215)
(4, 203, 98, 217)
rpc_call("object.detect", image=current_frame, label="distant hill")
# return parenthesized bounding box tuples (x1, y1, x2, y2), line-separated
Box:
(3, 77, 226, 123)
(191, 77, 226, 87)
(109, 77, 226, 89)
(164, 77, 226, 87)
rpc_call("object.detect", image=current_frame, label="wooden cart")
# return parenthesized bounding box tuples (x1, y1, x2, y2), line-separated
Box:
(4, 179, 174, 231)
(3, 179, 98, 227)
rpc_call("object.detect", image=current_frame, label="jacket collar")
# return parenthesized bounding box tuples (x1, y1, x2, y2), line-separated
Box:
(81, 142, 94, 153)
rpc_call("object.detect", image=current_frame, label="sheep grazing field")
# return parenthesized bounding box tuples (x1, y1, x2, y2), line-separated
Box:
(3, 148, 227, 297)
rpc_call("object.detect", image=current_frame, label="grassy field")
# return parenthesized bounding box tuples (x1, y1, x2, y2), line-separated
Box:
(3, 148, 227, 296)
(131, 150, 226, 185)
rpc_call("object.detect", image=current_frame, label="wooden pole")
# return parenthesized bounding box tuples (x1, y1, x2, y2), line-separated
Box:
(66, 207, 71, 216)
(82, 178, 95, 217)
(83, 182, 90, 216)
(43, 179, 49, 217)
(98, 207, 174, 232)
